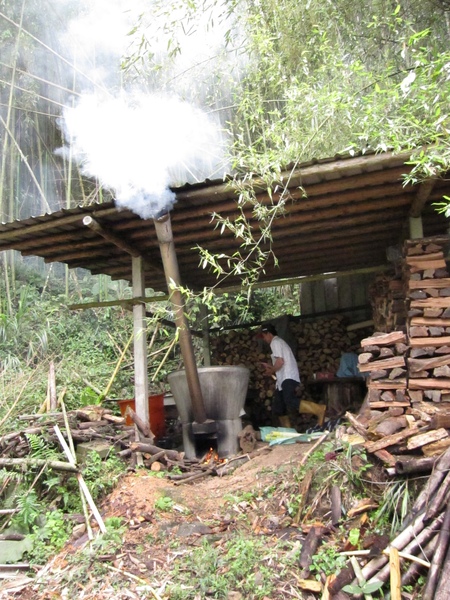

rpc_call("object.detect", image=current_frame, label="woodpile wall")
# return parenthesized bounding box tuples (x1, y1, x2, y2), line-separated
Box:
(210, 314, 371, 425)
(358, 235, 450, 459)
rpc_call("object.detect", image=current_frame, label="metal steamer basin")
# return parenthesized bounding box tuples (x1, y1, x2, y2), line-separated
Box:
(168, 365, 250, 459)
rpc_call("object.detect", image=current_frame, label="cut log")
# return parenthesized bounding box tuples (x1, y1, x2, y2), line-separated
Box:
(395, 456, 438, 475)
(361, 332, 407, 347)
(130, 442, 183, 462)
(358, 356, 406, 373)
(409, 278, 450, 290)
(422, 438, 450, 457)
(407, 429, 449, 451)
(410, 337, 450, 348)
(408, 355, 450, 373)
(409, 379, 450, 389)
(364, 427, 419, 453)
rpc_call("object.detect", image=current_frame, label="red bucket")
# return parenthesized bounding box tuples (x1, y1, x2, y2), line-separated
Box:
(117, 394, 166, 438)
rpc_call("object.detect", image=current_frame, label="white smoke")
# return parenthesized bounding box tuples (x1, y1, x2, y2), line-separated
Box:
(58, 91, 229, 218)
(55, 0, 238, 219)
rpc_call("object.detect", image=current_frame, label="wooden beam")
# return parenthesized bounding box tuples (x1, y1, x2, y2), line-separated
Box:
(83, 216, 141, 257)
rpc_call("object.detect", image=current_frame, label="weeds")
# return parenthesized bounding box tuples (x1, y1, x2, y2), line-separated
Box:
(167, 535, 278, 599)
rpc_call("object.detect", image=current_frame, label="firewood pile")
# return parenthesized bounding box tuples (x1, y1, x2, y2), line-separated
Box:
(369, 271, 407, 332)
(0, 405, 258, 485)
(210, 315, 370, 423)
(354, 236, 450, 466)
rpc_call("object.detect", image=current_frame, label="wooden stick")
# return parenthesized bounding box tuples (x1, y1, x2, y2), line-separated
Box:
(350, 556, 374, 600)
(0, 457, 78, 472)
(331, 485, 342, 526)
(298, 433, 329, 467)
(384, 549, 430, 568)
(48, 361, 57, 410)
(299, 526, 328, 577)
(389, 547, 402, 600)
(173, 468, 214, 485)
(293, 470, 313, 525)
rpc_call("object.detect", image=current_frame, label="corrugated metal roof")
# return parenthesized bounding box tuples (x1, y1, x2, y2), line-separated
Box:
(0, 150, 448, 293)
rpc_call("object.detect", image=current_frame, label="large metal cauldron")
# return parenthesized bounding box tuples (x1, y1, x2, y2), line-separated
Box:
(168, 365, 250, 458)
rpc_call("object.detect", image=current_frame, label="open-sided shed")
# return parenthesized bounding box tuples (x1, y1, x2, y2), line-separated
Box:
(0, 150, 447, 292)
(0, 149, 448, 425)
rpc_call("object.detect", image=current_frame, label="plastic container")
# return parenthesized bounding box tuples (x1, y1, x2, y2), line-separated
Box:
(117, 394, 166, 438)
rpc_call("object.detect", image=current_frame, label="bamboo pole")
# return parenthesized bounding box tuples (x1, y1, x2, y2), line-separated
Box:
(423, 501, 450, 600)
(99, 330, 134, 402)
(53, 425, 106, 534)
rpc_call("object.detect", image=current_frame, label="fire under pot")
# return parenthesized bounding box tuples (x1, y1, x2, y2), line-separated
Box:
(168, 365, 250, 459)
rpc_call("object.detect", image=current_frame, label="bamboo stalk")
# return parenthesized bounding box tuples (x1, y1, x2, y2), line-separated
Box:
(366, 511, 444, 587)
(53, 425, 106, 534)
(423, 501, 450, 600)
(401, 535, 437, 589)
(60, 399, 93, 542)
(99, 331, 134, 402)
(151, 334, 177, 382)
(424, 469, 450, 523)
(406, 446, 450, 526)
(361, 510, 427, 582)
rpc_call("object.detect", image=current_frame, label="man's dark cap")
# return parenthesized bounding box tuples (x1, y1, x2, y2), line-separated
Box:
(261, 324, 277, 336)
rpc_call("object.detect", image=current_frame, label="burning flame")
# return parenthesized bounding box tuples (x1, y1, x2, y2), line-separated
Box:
(202, 447, 227, 464)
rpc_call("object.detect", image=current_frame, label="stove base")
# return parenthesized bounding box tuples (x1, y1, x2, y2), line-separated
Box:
(182, 418, 243, 459)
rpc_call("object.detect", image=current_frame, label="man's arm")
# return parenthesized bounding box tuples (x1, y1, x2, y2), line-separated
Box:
(262, 356, 284, 375)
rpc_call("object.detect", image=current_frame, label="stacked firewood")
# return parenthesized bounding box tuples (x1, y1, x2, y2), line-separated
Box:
(369, 271, 407, 332)
(405, 236, 450, 406)
(210, 315, 370, 423)
(292, 315, 365, 380)
(354, 236, 450, 463)
(358, 330, 409, 411)
(0, 406, 256, 484)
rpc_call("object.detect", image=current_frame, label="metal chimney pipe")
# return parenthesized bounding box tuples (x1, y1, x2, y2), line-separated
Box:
(153, 213, 208, 425)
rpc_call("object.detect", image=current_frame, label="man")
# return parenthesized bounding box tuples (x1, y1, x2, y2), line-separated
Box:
(259, 324, 326, 428)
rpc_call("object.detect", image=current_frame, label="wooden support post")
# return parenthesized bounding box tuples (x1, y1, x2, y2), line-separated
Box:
(199, 304, 211, 366)
(132, 255, 149, 427)
(409, 216, 424, 239)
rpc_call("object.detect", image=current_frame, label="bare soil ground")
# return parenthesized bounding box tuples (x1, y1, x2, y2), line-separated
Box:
(0, 442, 316, 600)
